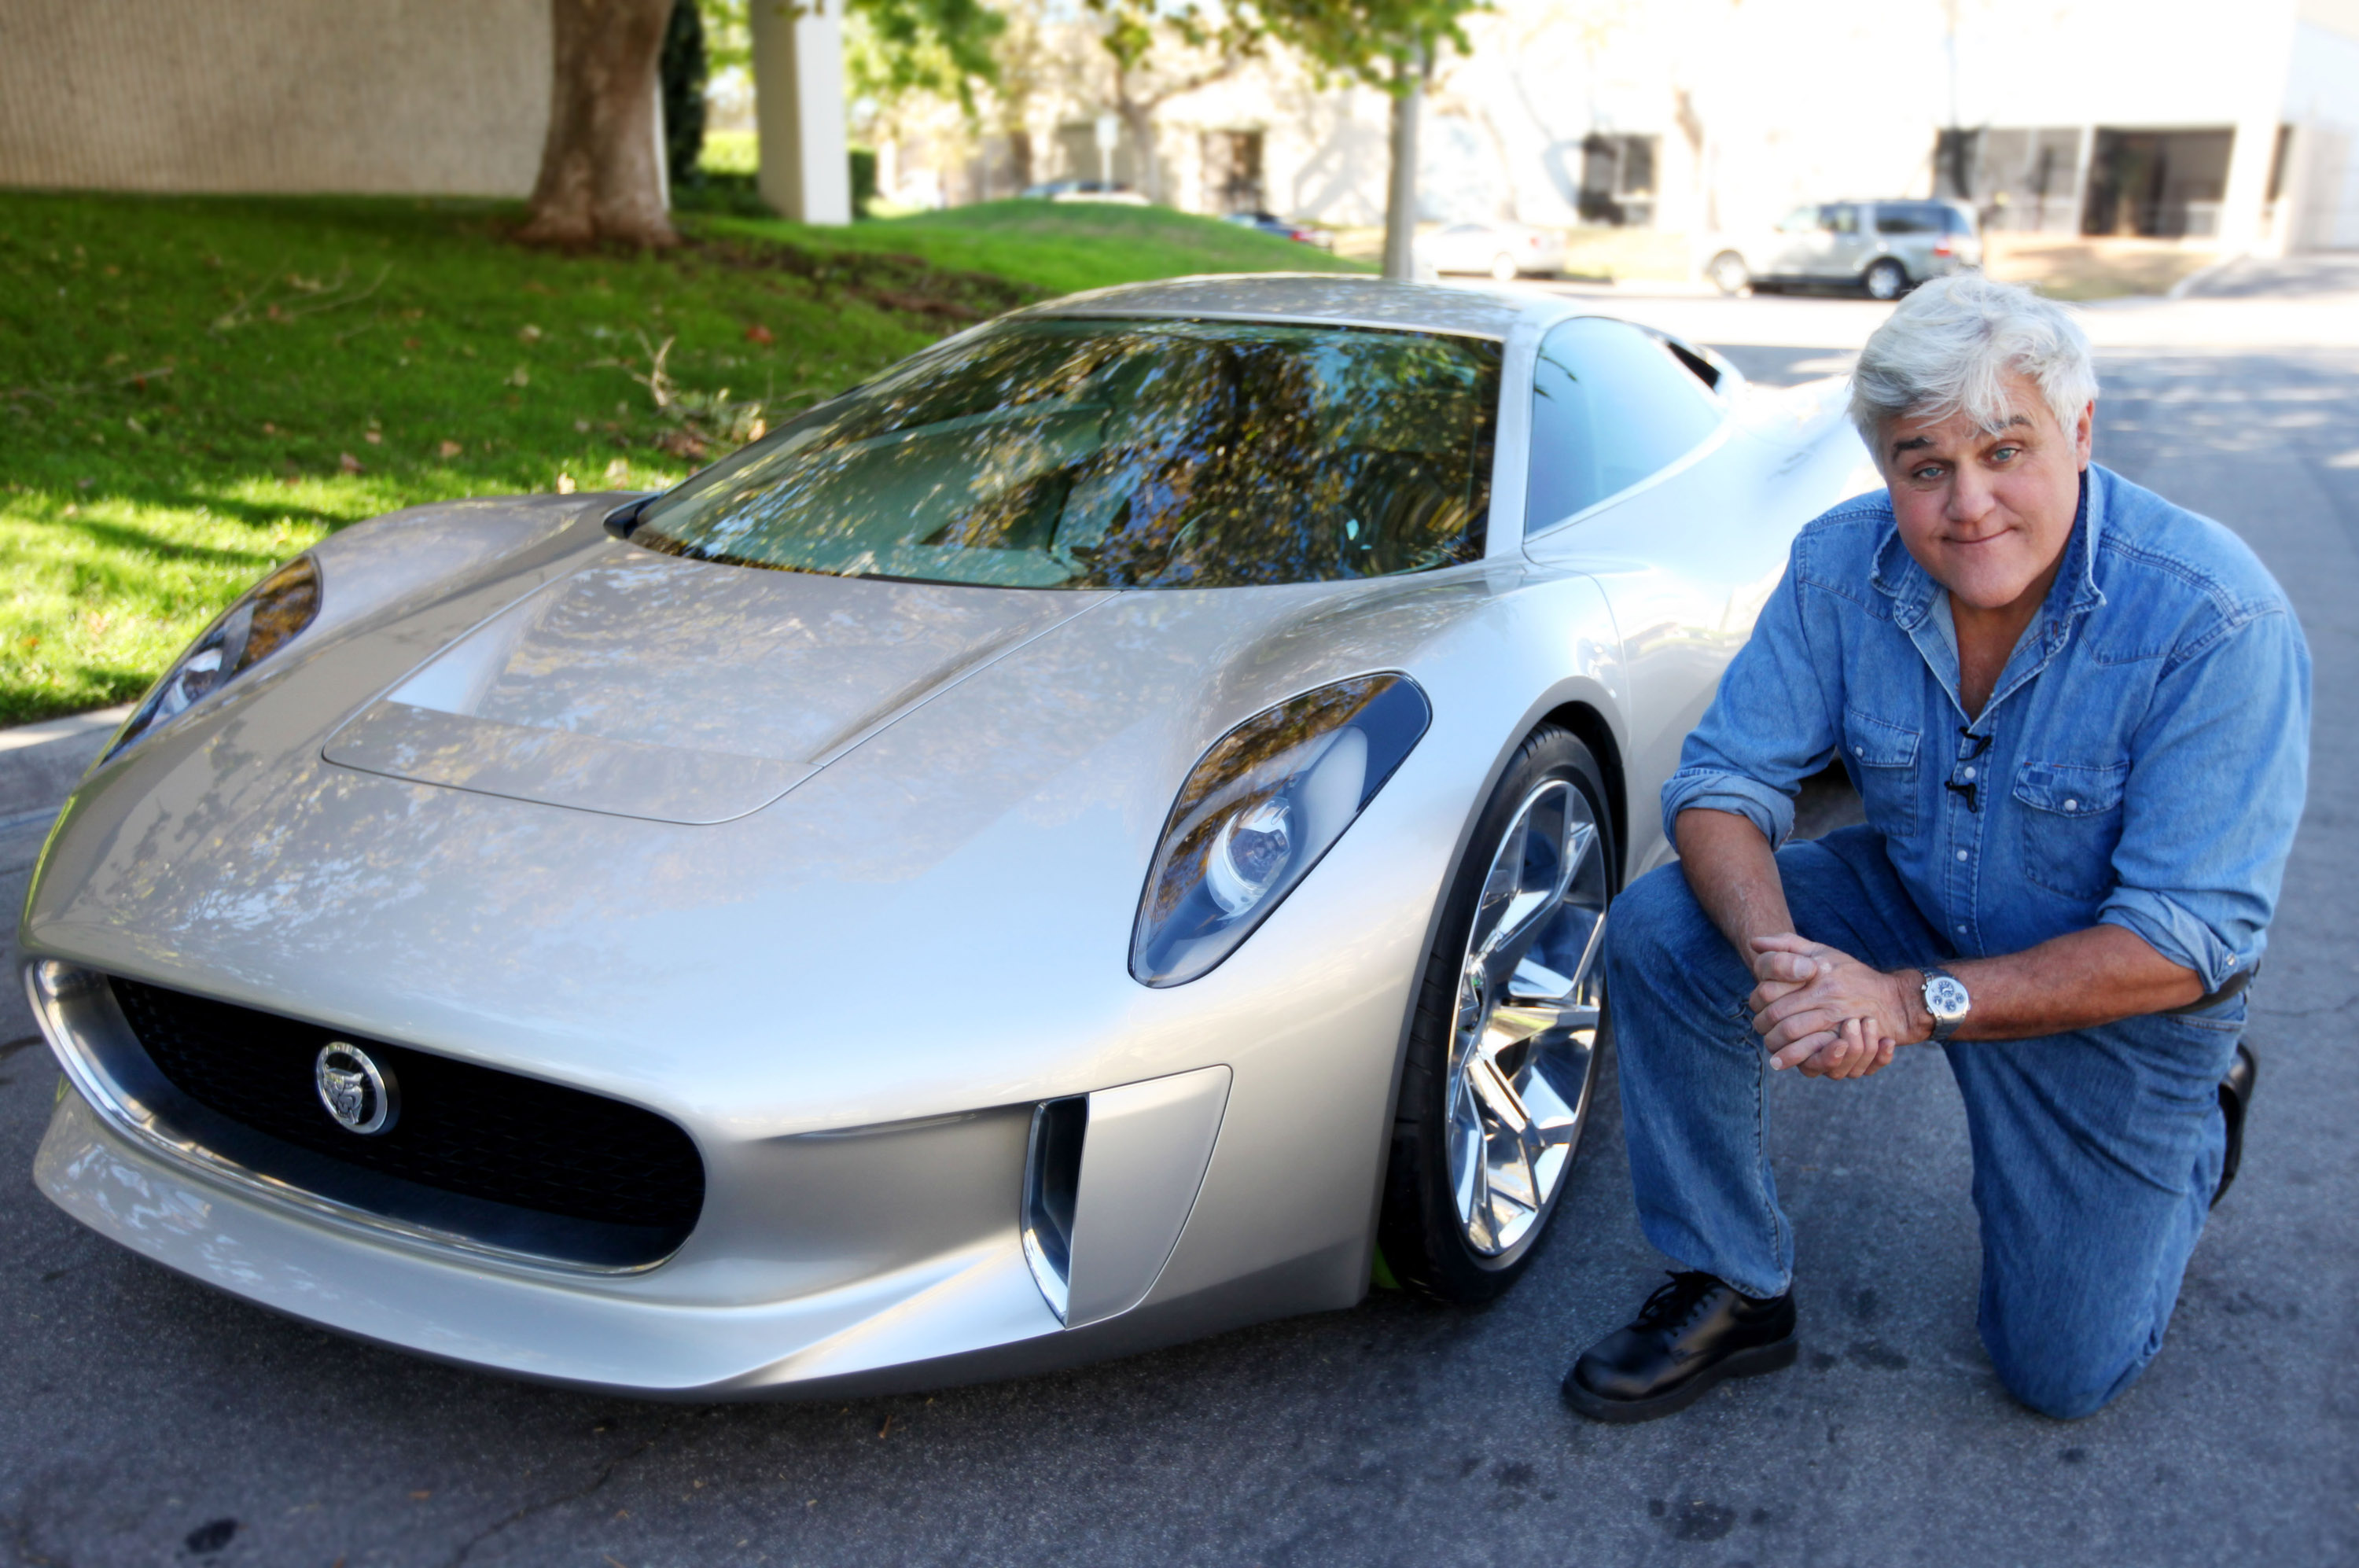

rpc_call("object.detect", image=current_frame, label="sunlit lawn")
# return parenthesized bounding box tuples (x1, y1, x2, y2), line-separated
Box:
(0, 191, 1362, 725)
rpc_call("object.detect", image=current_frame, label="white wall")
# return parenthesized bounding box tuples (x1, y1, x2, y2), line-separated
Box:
(2284, 9, 2359, 248)
(0, 0, 550, 196)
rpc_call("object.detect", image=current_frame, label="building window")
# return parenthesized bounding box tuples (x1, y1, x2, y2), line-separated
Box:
(2082, 127, 2236, 239)
(1202, 129, 1265, 215)
(1578, 134, 1657, 226)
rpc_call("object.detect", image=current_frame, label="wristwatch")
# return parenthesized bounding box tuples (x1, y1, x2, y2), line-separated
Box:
(1919, 966, 1971, 1044)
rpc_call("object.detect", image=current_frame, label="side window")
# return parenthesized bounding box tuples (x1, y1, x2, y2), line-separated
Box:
(1526, 318, 1725, 532)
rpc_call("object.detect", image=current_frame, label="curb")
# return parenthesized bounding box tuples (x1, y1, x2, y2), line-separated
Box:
(2166, 251, 2247, 303)
(0, 705, 131, 824)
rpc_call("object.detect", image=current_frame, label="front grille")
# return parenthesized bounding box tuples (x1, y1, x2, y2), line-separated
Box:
(110, 977, 705, 1265)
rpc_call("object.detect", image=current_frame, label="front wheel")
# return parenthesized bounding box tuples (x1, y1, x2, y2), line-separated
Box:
(1864, 258, 1908, 300)
(1378, 726, 1617, 1304)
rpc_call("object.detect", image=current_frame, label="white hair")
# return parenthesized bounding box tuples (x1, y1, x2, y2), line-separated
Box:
(1848, 273, 2098, 448)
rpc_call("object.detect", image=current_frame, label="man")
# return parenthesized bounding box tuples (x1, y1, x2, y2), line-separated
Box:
(1563, 274, 2309, 1424)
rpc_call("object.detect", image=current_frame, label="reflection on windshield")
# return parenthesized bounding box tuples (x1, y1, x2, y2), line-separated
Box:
(629, 318, 1501, 590)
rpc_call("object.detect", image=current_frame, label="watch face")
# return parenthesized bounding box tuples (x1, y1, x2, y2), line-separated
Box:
(1927, 976, 1971, 1018)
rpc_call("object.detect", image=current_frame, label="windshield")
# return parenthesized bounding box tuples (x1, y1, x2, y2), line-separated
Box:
(627, 318, 1501, 590)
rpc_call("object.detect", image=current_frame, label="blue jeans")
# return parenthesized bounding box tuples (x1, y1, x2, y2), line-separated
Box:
(1605, 827, 2244, 1420)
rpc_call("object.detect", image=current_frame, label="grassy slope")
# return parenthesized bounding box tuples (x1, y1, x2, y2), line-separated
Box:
(0, 193, 1366, 725)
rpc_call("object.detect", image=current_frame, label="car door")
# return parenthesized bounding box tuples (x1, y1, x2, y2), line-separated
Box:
(1760, 204, 1824, 279)
(1431, 223, 1485, 273)
(1518, 315, 1808, 874)
(1871, 202, 1940, 280)
(1816, 203, 1869, 280)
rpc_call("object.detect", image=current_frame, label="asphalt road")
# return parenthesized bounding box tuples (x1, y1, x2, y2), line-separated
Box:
(5, 277, 2357, 1567)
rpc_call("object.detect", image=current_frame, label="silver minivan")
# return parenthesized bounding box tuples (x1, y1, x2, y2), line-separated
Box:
(1704, 200, 1983, 299)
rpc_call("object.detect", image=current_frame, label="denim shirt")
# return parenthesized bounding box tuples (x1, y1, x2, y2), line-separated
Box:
(1663, 464, 2310, 992)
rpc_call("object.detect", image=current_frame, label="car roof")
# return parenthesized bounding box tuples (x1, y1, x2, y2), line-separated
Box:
(1013, 274, 1547, 340)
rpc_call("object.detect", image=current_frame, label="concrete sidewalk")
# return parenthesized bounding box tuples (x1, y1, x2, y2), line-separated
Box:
(0, 707, 126, 842)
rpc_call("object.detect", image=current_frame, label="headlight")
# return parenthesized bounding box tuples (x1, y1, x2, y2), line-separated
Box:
(108, 555, 321, 759)
(1132, 673, 1430, 987)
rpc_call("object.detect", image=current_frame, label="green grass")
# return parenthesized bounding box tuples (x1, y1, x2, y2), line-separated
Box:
(0, 191, 1366, 725)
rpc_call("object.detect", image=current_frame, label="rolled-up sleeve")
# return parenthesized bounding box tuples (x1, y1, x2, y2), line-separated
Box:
(2098, 605, 2310, 992)
(1660, 538, 1843, 850)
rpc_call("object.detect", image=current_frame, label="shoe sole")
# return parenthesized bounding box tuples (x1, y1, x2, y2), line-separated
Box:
(1561, 1331, 1800, 1425)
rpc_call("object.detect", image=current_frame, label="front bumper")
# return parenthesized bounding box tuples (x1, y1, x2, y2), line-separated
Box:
(26, 957, 1338, 1398)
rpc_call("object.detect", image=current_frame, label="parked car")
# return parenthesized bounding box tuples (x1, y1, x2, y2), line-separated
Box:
(1021, 179, 1150, 206)
(1702, 199, 1983, 299)
(1224, 210, 1334, 249)
(1417, 220, 1568, 281)
(24, 276, 1868, 1399)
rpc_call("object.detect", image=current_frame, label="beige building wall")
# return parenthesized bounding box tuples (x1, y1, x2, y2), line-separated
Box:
(0, 0, 550, 196)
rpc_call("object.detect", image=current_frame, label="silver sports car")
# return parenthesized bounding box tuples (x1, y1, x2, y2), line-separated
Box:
(22, 276, 1867, 1397)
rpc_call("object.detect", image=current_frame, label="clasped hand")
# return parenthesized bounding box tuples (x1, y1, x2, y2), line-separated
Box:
(1743, 934, 1923, 1080)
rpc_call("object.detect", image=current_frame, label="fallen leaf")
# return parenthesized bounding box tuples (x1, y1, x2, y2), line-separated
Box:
(437, 439, 462, 458)
(339, 451, 365, 474)
(363, 430, 382, 445)
(744, 323, 775, 345)
(556, 473, 576, 494)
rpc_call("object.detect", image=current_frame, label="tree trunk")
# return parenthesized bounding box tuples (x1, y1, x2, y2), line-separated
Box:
(520, 0, 681, 248)
(1382, 54, 1425, 281)
(1115, 90, 1160, 203)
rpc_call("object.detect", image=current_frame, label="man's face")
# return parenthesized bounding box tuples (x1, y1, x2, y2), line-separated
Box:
(1876, 370, 2093, 614)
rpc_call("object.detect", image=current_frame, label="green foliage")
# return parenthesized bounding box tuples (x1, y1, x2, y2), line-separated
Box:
(661, 0, 711, 190)
(1238, 0, 1491, 90)
(702, 0, 1003, 118)
(0, 193, 1363, 725)
(852, 0, 1004, 112)
(696, 0, 751, 72)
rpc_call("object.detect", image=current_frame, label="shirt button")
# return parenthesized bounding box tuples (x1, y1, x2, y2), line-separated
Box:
(1963, 766, 1976, 780)
(1955, 849, 1968, 861)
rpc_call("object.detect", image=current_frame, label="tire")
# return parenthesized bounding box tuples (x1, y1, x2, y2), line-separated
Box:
(1706, 251, 1750, 296)
(1378, 725, 1618, 1305)
(1864, 258, 1908, 301)
(1489, 252, 1520, 282)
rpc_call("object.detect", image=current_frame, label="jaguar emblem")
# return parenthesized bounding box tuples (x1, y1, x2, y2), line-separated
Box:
(315, 1042, 399, 1135)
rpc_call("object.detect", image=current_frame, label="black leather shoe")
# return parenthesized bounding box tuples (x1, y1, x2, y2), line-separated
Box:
(1563, 1271, 1798, 1424)
(2214, 1041, 2257, 1208)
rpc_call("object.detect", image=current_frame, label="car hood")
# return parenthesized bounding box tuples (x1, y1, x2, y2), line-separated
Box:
(322, 547, 1109, 824)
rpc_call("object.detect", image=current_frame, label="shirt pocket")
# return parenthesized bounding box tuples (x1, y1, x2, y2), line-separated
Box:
(1842, 708, 1920, 839)
(2011, 760, 2128, 902)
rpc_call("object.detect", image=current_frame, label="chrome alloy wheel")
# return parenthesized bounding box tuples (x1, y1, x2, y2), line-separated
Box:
(1444, 778, 1610, 1256)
